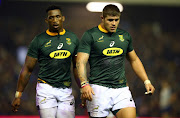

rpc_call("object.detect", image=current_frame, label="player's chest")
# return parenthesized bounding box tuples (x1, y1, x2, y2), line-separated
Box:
(40, 37, 75, 58)
(92, 34, 129, 56)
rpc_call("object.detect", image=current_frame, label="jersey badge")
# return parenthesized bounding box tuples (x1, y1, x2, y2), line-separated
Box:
(119, 35, 125, 42)
(57, 43, 63, 49)
(119, 79, 125, 84)
(63, 81, 71, 87)
(97, 35, 104, 42)
(66, 38, 72, 45)
(45, 40, 52, 47)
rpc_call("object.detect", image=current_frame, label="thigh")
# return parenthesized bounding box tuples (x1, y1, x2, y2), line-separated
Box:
(86, 84, 111, 117)
(116, 107, 136, 118)
(57, 98, 75, 112)
(112, 87, 136, 111)
(56, 108, 75, 118)
(56, 88, 75, 112)
(56, 88, 75, 118)
(39, 107, 57, 118)
(36, 83, 58, 109)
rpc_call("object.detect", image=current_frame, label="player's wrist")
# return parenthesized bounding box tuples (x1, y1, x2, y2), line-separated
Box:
(81, 81, 89, 88)
(15, 91, 23, 98)
(144, 80, 151, 85)
(81, 84, 89, 88)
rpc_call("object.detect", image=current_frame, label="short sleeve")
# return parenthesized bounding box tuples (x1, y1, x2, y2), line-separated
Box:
(27, 36, 39, 59)
(78, 31, 93, 54)
(127, 33, 134, 52)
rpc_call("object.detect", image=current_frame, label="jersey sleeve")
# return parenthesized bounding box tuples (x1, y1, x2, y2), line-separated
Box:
(27, 36, 39, 59)
(127, 32, 134, 52)
(78, 31, 92, 54)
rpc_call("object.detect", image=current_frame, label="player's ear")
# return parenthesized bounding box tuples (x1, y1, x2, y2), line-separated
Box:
(100, 15, 104, 22)
(62, 16, 65, 22)
(45, 18, 48, 23)
(100, 15, 103, 20)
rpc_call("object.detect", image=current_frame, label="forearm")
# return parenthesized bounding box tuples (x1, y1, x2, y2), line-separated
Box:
(16, 56, 37, 93)
(131, 57, 149, 82)
(76, 52, 90, 89)
(76, 61, 88, 83)
(16, 67, 32, 92)
(128, 50, 155, 93)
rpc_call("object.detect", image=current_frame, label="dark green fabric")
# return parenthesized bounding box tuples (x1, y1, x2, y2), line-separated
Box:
(78, 26, 133, 88)
(27, 30, 79, 88)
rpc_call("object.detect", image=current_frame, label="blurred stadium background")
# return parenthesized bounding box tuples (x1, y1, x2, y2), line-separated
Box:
(1, 0, 180, 117)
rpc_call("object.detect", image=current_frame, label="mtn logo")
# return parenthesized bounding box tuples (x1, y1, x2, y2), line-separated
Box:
(102, 47, 123, 56)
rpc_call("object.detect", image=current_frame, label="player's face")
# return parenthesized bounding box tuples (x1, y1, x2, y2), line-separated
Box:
(46, 9, 65, 32)
(102, 15, 120, 33)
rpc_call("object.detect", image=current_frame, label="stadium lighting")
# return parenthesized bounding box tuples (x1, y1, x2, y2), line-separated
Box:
(86, 2, 123, 12)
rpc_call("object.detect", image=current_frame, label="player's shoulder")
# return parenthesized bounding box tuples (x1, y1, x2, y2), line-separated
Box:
(65, 29, 79, 42)
(35, 31, 48, 39)
(65, 29, 77, 36)
(116, 28, 132, 41)
(32, 31, 47, 42)
(85, 26, 99, 34)
(116, 28, 130, 34)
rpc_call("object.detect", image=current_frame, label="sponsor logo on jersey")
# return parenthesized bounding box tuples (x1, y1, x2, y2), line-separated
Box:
(57, 43, 63, 49)
(66, 38, 72, 45)
(110, 41, 115, 47)
(119, 35, 124, 42)
(49, 50, 71, 59)
(103, 47, 123, 56)
(97, 35, 104, 42)
(45, 40, 52, 47)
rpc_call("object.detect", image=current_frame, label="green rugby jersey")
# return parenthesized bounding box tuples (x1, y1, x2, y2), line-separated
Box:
(78, 25, 133, 88)
(27, 29, 79, 88)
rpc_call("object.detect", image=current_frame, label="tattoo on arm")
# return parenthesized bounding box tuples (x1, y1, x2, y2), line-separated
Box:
(76, 61, 88, 82)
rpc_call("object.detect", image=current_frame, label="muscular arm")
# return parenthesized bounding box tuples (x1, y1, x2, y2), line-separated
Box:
(76, 52, 89, 83)
(76, 52, 94, 101)
(126, 50, 149, 82)
(12, 56, 37, 112)
(72, 55, 80, 88)
(127, 50, 155, 94)
(16, 56, 37, 92)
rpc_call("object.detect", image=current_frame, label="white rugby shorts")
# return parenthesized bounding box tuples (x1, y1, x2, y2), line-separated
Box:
(36, 82, 75, 112)
(86, 84, 136, 117)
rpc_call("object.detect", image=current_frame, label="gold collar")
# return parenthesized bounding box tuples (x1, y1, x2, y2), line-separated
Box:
(98, 24, 108, 33)
(46, 29, 66, 36)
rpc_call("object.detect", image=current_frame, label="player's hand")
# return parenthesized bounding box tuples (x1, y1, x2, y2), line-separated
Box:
(145, 83, 155, 95)
(80, 85, 95, 101)
(11, 98, 21, 112)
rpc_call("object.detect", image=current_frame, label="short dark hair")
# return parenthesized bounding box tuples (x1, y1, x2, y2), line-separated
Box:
(102, 4, 120, 17)
(46, 5, 62, 14)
